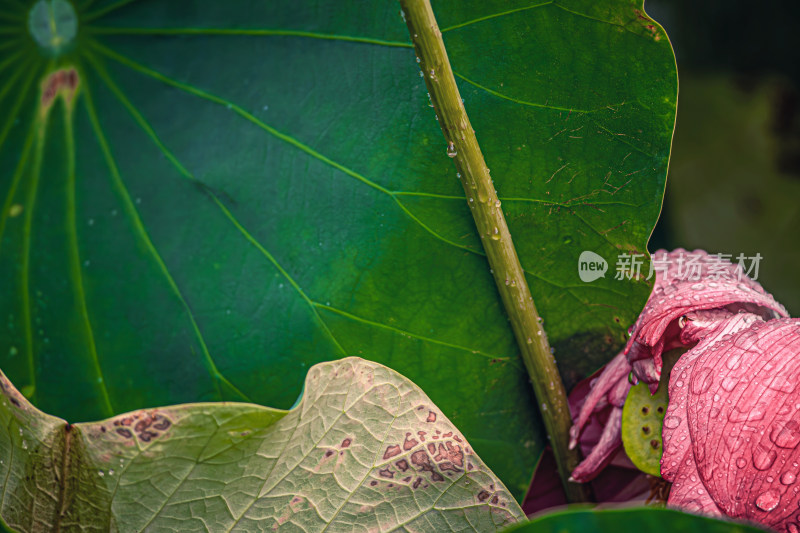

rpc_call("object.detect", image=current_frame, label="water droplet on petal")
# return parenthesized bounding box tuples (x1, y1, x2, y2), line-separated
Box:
(729, 405, 766, 423)
(721, 376, 738, 392)
(767, 375, 796, 393)
(755, 489, 780, 512)
(726, 352, 742, 370)
(770, 421, 800, 449)
(690, 367, 714, 394)
(781, 471, 797, 485)
(753, 444, 778, 471)
(691, 283, 705, 290)
(664, 416, 681, 429)
(736, 457, 747, 468)
(733, 329, 759, 350)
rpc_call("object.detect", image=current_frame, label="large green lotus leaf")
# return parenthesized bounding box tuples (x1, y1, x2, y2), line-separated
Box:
(0, 357, 524, 531)
(0, 0, 676, 498)
(502, 507, 767, 533)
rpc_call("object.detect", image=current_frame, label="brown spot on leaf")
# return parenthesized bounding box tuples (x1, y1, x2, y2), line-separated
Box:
(417, 431, 427, 442)
(40, 68, 79, 113)
(139, 430, 157, 442)
(403, 476, 411, 483)
(134, 416, 153, 434)
(442, 431, 452, 438)
(427, 411, 436, 423)
(439, 461, 459, 472)
(402, 432, 418, 451)
(379, 468, 394, 479)
(370, 480, 378, 486)
(435, 443, 448, 462)
(453, 435, 462, 443)
(411, 450, 434, 472)
(447, 442, 464, 467)
(491, 495, 499, 504)
(383, 445, 401, 460)
(431, 471, 444, 482)
(116, 428, 133, 438)
(427, 443, 436, 454)
(341, 438, 351, 448)
(413, 477, 422, 489)
(477, 490, 491, 502)
(396, 459, 409, 472)
(324, 450, 334, 458)
(152, 415, 171, 431)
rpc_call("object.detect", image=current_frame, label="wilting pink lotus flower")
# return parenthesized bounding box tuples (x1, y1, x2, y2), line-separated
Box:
(568, 249, 795, 532)
(661, 313, 800, 531)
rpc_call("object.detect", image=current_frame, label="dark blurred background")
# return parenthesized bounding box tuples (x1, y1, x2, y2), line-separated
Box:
(646, 0, 800, 315)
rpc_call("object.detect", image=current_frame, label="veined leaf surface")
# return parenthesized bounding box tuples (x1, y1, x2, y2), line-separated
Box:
(0, 0, 677, 498)
(0, 357, 524, 531)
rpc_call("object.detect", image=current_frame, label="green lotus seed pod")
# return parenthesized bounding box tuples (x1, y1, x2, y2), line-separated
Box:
(621, 347, 684, 476)
(621, 380, 668, 476)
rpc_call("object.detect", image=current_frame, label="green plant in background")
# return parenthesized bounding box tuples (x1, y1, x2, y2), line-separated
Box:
(4, 0, 768, 531)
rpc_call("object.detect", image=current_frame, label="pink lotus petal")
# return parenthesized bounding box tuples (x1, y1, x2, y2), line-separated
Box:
(569, 350, 631, 450)
(570, 406, 624, 483)
(662, 316, 800, 532)
(625, 249, 787, 390)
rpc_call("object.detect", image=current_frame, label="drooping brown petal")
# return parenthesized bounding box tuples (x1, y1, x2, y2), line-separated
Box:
(625, 249, 787, 392)
(662, 316, 800, 532)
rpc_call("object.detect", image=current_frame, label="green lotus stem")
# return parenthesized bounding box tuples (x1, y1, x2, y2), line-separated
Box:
(398, 0, 591, 503)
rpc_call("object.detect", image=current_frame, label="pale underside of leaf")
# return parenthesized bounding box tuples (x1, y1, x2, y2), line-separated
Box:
(0, 357, 523, 532)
